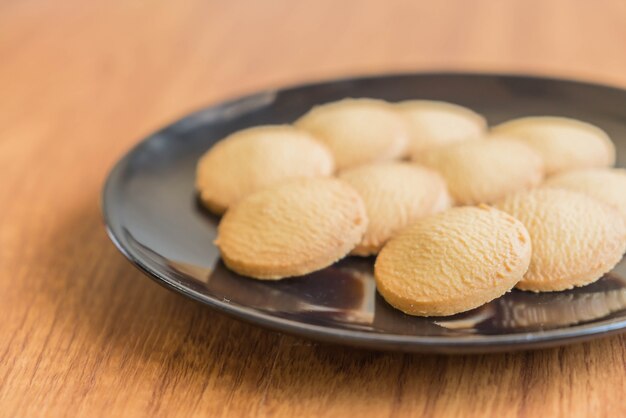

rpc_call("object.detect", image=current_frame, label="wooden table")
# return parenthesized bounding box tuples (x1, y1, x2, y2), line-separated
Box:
(2, 0, 626, 416)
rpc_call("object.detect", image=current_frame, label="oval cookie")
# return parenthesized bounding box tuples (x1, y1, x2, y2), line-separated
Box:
(196, 125, 334, 214)
(491, 116, 615, 175)
(414, 138, 543, 205)
(395, 100, 486, 158)
(216, 178, 367, 280)
(544, 168, 626, 221)
(495, 188, 626, 292)
(375, 206, 531, 316)
(339, 162, 451, 256)
(294, 98, 409, 170)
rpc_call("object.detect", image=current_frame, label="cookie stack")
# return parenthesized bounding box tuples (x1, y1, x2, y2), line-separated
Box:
(196, 98, 626, 317)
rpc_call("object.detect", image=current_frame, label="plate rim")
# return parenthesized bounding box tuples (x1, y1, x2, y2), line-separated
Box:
(102, 71, 626, 353)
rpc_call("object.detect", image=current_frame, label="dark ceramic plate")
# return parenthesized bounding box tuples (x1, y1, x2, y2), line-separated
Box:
(103, 73, 626, 353)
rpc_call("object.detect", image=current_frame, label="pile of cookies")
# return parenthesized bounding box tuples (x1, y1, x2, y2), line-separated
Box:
(196, 98, 626, 317)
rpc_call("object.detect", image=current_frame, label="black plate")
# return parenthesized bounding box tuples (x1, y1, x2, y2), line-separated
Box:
(103, 72, 626, 353)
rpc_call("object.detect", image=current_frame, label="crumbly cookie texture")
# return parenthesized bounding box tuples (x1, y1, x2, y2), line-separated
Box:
(395, 100, 486, 157)
(339, 162, 450, 256)
(491, 116, 615, 176)
(196, 125, 334, 214)
(415, 138, 544, 205)
(294, 98, 409, 170)
(495, 188, 626, 292)
(215, 177, 368, 280)
(374, 205, 531, 316)
(544, 168, 626, 222)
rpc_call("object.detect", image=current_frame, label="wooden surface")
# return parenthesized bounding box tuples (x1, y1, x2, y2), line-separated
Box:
(2, 0, 626, 416)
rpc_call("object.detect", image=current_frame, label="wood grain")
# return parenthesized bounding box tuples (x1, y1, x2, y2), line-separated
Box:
(1, 0, 626, 416)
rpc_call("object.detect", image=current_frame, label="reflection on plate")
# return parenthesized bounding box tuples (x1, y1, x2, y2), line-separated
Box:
(141, 226, 626, 337)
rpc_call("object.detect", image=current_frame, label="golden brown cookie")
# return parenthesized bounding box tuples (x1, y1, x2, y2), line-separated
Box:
(414, 138, 544, 205)
(491, 116, 615, 175)
(196, 125, 334, 214)
(395, 100, 486, 158)
(374, 205, 531, 316)
(339, 162, 451, 256)
(294, 98, 409, 170)
(495, 188, 626, 292)
(544, 168, 626, 221)
(215, 178, 367, 280)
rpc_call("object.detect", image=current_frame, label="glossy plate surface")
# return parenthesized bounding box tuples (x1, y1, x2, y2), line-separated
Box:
(103, 73, 626, 353)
